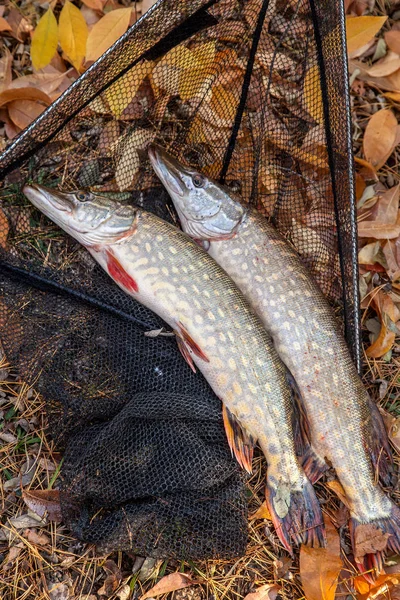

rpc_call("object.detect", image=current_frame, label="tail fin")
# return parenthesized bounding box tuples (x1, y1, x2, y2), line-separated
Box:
(265, 472, 326, 554)
(349, 501, 400, 581)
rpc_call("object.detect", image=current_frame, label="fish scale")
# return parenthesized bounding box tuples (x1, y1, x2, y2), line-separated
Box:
(150, 143, 400, 575)
(23, 182, 325, 553)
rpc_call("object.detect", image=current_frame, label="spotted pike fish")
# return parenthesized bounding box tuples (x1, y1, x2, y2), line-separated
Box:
(149, 144, 400, 573)
(23, 182, 325, 551)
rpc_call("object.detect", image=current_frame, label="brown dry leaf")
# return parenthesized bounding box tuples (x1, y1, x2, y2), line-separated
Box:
(98, 120, 120, 154)
(382, 240, 400, 280)
(22, 489, 62, 522)
(354, 156, 378, 180)
(140, 573, 198, 600)
(0, 87, 52, 109)
(357, 219, 400, 239)
(326, 480, 351, 509)
(0, 208, 9, 248)
(81, 0, 105, 10)
(385, 30, 400, 55)
(378, 408, 400, 455)
(363, 109, 398, 170)
(0, 16, 12, 32)
(243, 584, 281, 600)
(346, 16, 387, 54)
(373, 184, 400, 224)
(0, 48, 12, 94)
(86, 7, 132, 63)
(23, 528, 50, 546)
(9, 72, 70, 96)
(7, 8, 33, 42)
(366, 290, 400, 357)
(366, 51, 400, 77)
(7, 99, 46, 130)
(300, 514, 343, 600)
(353, 523, 391, 563)
(249, 501, 272, 520)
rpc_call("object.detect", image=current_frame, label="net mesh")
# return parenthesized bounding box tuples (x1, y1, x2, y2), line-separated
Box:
(0, 0, 358, 559)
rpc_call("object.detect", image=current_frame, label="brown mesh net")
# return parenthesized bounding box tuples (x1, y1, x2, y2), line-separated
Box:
(0, 0, 358, 559)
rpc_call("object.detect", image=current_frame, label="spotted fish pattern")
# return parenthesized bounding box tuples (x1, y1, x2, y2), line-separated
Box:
(22, 183, 325, 552)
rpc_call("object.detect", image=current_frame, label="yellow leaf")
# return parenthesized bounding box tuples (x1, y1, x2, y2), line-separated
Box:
(300, 514, 343, 600)
(104, 60, 153, 118)
(249, 501, 272, 521)
(0, 208, 9, 249)
(31, 8, 59, 71)
(303, 64, 323, 124)
(346, 16, 387, 55)
(59, 1, 88, 72)
(115, 128, 154, 191)
(325, 480, 351, 509)
(86, 8, 131, 63)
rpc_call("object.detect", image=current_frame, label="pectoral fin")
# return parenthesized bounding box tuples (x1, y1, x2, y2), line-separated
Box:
(222, 404, 255, 474)
(175, 321, 209, 374)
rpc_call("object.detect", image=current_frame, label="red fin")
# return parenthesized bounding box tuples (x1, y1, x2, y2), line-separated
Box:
(366, 396, 395, 487)
(349, 502, 400, 581)
(176, 335, 196, 373)
(301, 445, 329, 484)
(222, 405, 255, 474)
(265, 473, 326, 554)
(106, 250, 139, 294)
(177, 322, 209, 363)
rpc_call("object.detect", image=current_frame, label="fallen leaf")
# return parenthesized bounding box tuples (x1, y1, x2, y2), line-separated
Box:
(140, 573, 198, 600)
(23, 528, 50, 546)
(300, 514, 343, 600)
(243, 584, 281, 600)
(59, 1, 88, 72)
(86, 7, 131, 63)
(81, 0, 105, 10)
(104, 60, 153, 118)
(346, 16, 387, 54)
(0, 16, 12, 32)
(9, 72, 70, 96)
(366, 51, 400, 77)
(353, 523, 391, 563)
(303, 64, 323, 123)
(384, 91, 400, 103)
(373, 185, 400, 224)
(357, 219, 400, 239)
(31, 8, 59, 71)
(22, 488, 62, 522)
(326, 480, 351, 509)
(0, 48, 12, 94)
(0, 208, 9, 248)
(8, 99, 46, 130)
(354, 572, 400, 600)
(363, 109, 398, 170)
(250, 501, 272, 520)
(379, 408, 400, 455)
(7, 8, 33, 42)
(0, 87, 52, 109)
(355, 156, 378, 180)
(383, 240, 400, 280)
(385, 30, 400, 55)
(115, 127, 154, 190)
(366, 323, 395, 358)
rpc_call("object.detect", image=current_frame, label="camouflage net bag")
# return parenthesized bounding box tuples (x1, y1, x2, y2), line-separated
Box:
(0, 0, 358, 559)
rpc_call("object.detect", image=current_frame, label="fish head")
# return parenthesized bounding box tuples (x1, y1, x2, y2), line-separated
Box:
(23, 184, 137, 247)
(148, 144, 246, 240)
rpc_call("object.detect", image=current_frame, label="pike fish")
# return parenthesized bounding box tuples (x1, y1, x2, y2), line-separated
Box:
(23, 182, 325, 551)
(149, 144, 400, 572)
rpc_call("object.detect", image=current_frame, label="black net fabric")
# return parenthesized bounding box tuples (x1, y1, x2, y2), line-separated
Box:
(0, 0, 358, 559)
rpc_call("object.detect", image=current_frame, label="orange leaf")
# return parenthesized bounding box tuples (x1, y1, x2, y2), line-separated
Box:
(22, 488, 62, 522)
(0, 87, 52, 109)
(0, 16, 12, 32)
(81, 0, 105, 10)
(326, 480, 351, 509)
(140, 573, 198, 600)
(0, 208, 9, 248)
(346, 16, 387, 54)
(85, 7, 131, 63)
(384, 92, 400, 103)
(366, 51, 400, 77)
(385, 30, 400, 55)
(300, 514, 343, 600)
(363, 109, 398, 170)
(243, 584, 281, 600)
(250, 501, 272, 520)
(365, 324, 395, 358)
(7, 99, 46, 130)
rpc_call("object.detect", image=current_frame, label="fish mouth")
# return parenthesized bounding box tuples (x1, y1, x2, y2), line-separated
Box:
(23, 183, 74, 215)
(148, 144, 186, 197)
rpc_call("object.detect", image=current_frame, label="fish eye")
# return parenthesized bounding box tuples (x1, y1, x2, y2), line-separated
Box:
(192, 174, 205, 188)
(76, 192, 90, 202)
